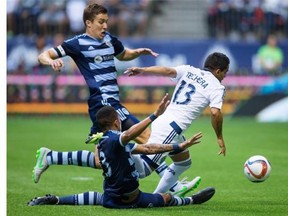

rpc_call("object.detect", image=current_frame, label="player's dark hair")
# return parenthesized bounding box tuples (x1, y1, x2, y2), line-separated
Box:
(95, 106, 118, 131)
(204, 52, 230, 72)
(83, 3, 108, 26)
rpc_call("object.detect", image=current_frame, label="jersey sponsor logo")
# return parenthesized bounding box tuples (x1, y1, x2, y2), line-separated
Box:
(94, 55, 103, 64)
(94, 54, 114, 64)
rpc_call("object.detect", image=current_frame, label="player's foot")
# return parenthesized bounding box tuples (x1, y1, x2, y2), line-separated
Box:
(32, 147, 50, 183)
(85, 132, 103, 144)
(171, 176, 201, 197)
(27, 194, 59, 206)
(191, 187, 215, 204)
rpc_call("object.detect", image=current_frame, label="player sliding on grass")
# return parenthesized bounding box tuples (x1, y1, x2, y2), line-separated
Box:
(28, 95, 215, 208)
(32, 95, 202, 198)
(124, 52, 229, 193)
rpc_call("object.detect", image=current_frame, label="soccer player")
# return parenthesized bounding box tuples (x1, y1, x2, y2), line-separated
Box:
(37, 3, 158, 144)
(28, 95, 216, 208)
(124, 52, 229, 193)
(32, 97, 201, 198)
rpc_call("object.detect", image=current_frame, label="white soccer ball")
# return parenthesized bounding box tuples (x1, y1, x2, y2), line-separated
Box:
(244, 155, 271, 182)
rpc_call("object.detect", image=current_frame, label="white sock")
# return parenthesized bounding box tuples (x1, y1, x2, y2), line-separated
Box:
(153, 158, 191, 193)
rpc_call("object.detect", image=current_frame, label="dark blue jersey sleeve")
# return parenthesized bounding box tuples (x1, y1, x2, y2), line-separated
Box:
(110, 35, 124, 56)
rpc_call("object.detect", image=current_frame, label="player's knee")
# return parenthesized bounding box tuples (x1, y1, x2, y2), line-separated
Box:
(174, 158, 192, 168)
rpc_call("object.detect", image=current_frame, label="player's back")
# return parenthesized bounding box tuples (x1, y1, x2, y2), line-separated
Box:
(98, 130, 139, 196)
(165, 65, 225, 130)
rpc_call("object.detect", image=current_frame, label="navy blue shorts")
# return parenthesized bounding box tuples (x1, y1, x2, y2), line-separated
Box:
(103, 191, 165, 209)
(88, 100, 139, 134)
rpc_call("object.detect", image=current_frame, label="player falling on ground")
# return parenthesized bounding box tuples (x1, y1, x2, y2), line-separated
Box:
(32, 99, 201, 198)
(124, 52, 229, 193)
(28, 95, 215, 208)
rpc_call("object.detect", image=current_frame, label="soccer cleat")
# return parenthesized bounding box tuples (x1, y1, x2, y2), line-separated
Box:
(32, 147, 51, 183)
(27, 194, 59, 206)
(85, 132, 103, 144)
(191, 187, 215, 204)
(171, 176, 201, 198)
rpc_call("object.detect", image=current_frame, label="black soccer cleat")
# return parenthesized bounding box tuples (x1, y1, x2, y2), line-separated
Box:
(191, 187, 215, 204)
(27, 194, 59, 206)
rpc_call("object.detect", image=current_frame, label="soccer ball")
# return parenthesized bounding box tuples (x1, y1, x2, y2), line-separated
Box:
(244, 155, 271, 182)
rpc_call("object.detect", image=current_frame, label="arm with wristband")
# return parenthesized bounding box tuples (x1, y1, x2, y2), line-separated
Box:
(132, 132, 203, 154)
(120, 94, 170, 145)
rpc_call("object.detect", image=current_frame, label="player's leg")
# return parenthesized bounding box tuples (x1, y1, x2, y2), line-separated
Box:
(32, 147, 100, 183)
(85, 105, 101, 143)
(165, 187, 216, 206)
(134, 187, 216, 208)
(147, 120, 201, 196)
(134, 152, 200, 197)
(153, 150, 199, 196)
(27, 191, 103, 206)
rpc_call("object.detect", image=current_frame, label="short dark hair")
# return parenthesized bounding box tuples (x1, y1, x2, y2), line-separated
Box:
(204, 52, 230, 71)
(95, 106, 118, 131)
(83, 3, 108, 26)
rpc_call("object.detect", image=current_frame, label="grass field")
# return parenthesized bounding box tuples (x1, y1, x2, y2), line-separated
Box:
(7, 115, 288, 216)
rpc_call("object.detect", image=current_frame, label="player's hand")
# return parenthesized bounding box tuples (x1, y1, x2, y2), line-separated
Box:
(153, 93, 170, 117)
(180, 132, 203, 149)
(137, 48, 159, 57)
(217, 139, 226, 156)
(124, 67, 142, 76)
(49, 59, 64, 72)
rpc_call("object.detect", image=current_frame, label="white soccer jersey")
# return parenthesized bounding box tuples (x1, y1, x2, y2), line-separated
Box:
(146, 65, 225, 165)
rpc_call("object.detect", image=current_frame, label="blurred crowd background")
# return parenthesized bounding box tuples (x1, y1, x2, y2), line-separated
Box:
(7, 0, 288, 40)
(7, 0, 288, 75)
(6, 0, 288, 119)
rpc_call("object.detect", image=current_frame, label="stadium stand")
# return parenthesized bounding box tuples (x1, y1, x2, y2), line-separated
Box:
(6, 0, 288, 116)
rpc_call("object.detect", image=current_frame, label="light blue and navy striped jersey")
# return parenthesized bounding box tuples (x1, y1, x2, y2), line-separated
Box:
(53, 33, 125, 103)
(97, 130, 139, 197)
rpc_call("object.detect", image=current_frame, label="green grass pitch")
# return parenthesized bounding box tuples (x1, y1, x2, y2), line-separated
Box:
(7, 115, 288, 216)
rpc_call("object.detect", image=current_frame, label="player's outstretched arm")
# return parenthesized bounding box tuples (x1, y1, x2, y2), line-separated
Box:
(132, 132, 202, 154)
(121, 94, 170, 144)
(124, 66, 176, 78)
(38, 48, 64, 73)
(117, 48, 159, 61)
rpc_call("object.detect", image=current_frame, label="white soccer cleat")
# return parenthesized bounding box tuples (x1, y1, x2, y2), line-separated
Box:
(171, 176, 202, 198)
(32, 147, 51, 183)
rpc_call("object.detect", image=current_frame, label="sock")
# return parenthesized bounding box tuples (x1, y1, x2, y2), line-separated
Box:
(155, 162, 186, 193)
(167, 195, 192, 206)
(155, 162, 168, 177)
(58, 191, 103, 205)
(153, 158, 191, 193)
(46, 150, 97, 168)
